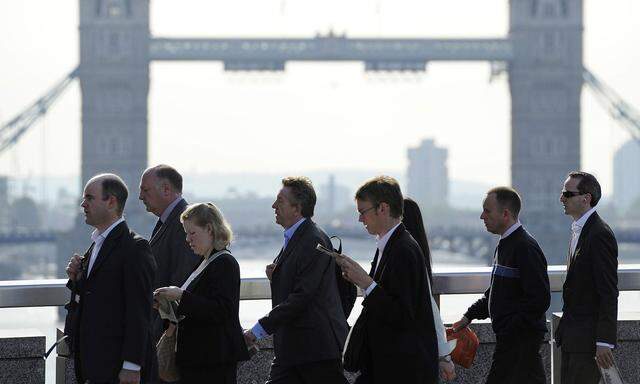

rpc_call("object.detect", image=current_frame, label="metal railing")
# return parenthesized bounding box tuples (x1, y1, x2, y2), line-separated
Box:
(2, 264, 640, 308)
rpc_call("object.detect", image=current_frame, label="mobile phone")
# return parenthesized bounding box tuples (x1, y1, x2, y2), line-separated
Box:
(316, 243, 341, 258)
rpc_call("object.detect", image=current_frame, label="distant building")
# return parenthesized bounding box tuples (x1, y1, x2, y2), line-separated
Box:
(614, 139, 640, 212)
(407, 139, 448, 212)
(319, 175, 351, 216)
(0, 176, 8, 231)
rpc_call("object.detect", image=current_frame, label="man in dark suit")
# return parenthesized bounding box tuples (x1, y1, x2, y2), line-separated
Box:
(65, 173, 156, 384)
(336, 176, 454, 384)
(555, 171, 618, 383)
(454, 187, 550, 383)
(139, 164, 200, 379)
(243, 176, 349, 384)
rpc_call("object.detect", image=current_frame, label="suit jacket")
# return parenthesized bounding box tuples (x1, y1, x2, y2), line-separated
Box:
(149, 198, 200, 341)
(555, 212, 618, 353)
(67, 221, 157, 383)
(360, 224, 439, 384)
(176, 251, 249, 368)
(258, 219, 349, 366)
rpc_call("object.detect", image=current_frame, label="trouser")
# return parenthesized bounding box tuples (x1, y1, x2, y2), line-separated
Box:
(560, 349, 601, 384)
(266, 358, 349, 384)
(179, 362, 237, 384)
(486, 333, 546, 384)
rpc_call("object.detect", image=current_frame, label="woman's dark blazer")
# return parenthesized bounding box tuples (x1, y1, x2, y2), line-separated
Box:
(175, 251, 249, 368)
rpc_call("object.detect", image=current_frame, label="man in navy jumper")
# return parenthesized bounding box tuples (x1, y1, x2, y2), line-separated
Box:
(454, 186, 550, 384)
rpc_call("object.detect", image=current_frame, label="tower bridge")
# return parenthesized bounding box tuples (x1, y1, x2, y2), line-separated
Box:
(2, 0, 640, 263)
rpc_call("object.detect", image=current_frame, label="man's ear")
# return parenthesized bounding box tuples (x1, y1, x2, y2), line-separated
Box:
(378, 202, 389, 215)
(106, 194, 118, 213)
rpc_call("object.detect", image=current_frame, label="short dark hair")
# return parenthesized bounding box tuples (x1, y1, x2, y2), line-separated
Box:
(355, 176, 404, 218)
(154, 164, 183, 193)
(487, 186, 521, 219)
(99, 174, 128, 215)
(568, 171, 601, 207)
(282, 176, 316, 218)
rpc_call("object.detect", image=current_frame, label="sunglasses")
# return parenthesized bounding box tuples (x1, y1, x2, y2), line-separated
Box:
(561, 190, 584, 198)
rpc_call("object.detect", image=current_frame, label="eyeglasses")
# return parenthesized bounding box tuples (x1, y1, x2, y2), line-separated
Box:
(561, 190, 584, 198)
(358, 205, 378, 216)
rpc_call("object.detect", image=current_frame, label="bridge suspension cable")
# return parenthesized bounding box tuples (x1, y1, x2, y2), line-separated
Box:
(0, 67, 78, 156)
(583, 68, 640, 143)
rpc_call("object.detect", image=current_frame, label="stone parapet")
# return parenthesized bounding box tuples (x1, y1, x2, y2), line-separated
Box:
(0, 328, 45, 384)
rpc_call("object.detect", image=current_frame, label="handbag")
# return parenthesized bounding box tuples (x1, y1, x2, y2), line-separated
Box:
(342, 311, 367, 372)
(445, 326, 479, 369)
(157, 323, 180, 382)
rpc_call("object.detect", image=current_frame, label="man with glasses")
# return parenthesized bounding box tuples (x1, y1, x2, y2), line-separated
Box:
(336, 176, 453, 383)
(555, 171, 618, 384)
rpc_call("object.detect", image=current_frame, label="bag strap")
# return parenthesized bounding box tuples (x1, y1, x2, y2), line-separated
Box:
(180, 249, 230, 290)
(330, 236, 342, 254)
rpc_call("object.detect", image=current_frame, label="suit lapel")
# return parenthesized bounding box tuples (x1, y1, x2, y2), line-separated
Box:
(273, 219, 311, 275)
(76, 243, 95, 289)
(87, 222, 126, 279)
(150, 199, 186, 246)
(373, 224, 404, 281)
(566, 212, 599, 277)
(369, 249, 379, 278)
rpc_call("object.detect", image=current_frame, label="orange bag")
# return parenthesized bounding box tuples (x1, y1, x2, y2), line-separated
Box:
(446, 326, 479, 369)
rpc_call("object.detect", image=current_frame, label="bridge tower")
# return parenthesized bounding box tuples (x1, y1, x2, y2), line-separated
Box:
(78, 0, 150, 230)
(509, 0, 583, 263)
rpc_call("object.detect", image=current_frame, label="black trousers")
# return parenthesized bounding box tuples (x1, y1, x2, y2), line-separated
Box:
(486, 334, 545, 384)
(560, 350, 601, 384)
(179, 362, 237, 384)
(266, 359, 348, 384)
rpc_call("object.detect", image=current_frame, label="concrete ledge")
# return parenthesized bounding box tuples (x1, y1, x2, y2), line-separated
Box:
(236, 323, 552, 384)
(56, 323, 557, 384)
(0, 329, 45, 384)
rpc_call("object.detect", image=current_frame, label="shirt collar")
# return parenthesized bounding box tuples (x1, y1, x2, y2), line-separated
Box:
(376, 222, 401, 255)
(284, 217, 306, 242)
(160, 196, 183, 223)
(572, 206, 597, 233)
(501, 221, 522, 239)
(91, 216, 125, 244)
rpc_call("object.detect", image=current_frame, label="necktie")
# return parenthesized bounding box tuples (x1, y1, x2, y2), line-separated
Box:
(568, 224, 580, 266)
(152, 219, 163, 238)
(370, 249, 380, 278)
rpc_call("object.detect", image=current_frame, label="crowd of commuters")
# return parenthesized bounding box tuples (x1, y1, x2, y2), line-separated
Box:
(64, 166, 618, 384)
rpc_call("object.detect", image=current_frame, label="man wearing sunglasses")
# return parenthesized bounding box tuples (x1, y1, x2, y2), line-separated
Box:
(555, 171, 618, 384)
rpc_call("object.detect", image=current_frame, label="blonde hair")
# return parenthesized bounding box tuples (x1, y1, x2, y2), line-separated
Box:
(180, 202, 233, 249)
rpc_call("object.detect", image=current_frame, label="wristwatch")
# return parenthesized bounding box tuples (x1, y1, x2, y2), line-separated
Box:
(439, 355, 452, 363)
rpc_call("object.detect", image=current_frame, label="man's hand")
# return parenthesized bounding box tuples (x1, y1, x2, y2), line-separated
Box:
(334, 254, 373, 290)
(243, 329, 257, 347)
(452, 316, 470, 332)
(595, 345, 614, 369)
(439, 359, 456, 381)
(118, 368, 140, 384)
(265, 263, 276, 281)
(65, 254, 82, 281)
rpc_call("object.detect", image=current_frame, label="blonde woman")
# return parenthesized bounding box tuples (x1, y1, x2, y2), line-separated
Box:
(154, 203, 248, 383)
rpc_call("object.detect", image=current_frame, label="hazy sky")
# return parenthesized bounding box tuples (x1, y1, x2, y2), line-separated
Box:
(0, 0, 638, 196)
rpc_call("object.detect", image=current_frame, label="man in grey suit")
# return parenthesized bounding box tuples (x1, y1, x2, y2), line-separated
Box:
(244, 176, 349, 384)
(139, 164, 200, 382)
